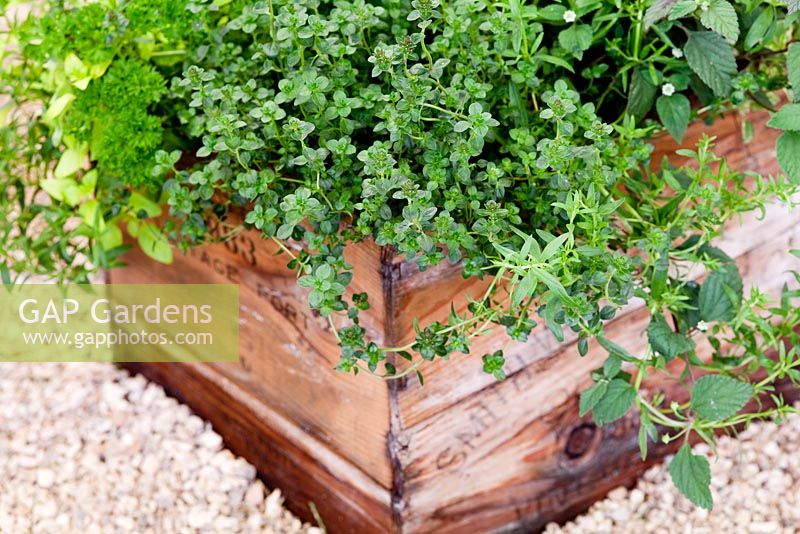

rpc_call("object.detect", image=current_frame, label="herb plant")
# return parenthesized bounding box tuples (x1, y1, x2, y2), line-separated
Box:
(2, 0, 800, 509)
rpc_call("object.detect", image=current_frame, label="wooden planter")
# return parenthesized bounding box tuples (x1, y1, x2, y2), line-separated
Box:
(109, 107, 800, 533)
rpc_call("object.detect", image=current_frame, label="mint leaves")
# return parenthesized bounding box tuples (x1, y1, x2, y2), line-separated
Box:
(579, 381, 608, 417)
(767, 103, 800, 131)
(627, 69, 657, 123)
(656, 94, 691, 142)
(669, 444, 713, 509)
(684, 31, 738, 97)
(769, 103, 800, 182)
(699, 0, 740, 44)
(647, 313, 695, 360)
(789, 44, 800, 100)
(558, 24, 593, 60)
(777, 132, 800, 182)
(590, 379, 636, 426)
(691, 375, 754, 421)
(699, 264, 743, 322)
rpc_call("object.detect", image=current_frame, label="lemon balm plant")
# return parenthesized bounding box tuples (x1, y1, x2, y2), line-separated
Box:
(2, 0, 800, 509)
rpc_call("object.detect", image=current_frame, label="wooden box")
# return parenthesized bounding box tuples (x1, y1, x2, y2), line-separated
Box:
(109, 107, 800, 533)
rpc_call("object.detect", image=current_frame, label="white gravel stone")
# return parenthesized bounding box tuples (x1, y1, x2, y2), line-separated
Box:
(0, 363, 316, 533)
(35, 469, 55, 489)
(546, 408, 800, 533)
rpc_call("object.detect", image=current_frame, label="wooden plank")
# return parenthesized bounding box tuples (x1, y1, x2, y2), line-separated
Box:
(395, 376, 800, 533)
(111, 232, 394, 490)
(649, 105, 779, 172)
(393, 218, 800, 532)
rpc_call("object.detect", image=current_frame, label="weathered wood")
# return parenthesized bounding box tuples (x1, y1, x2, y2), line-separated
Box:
(393, 220, 800, 532)
(113, 236, 395, 532)
(110, 106, 798, 533)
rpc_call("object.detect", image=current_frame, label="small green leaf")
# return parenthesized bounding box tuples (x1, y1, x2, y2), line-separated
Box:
(656, 94, 691, 142)
(597, 334, 637, 361)
(768, 103, 800, 132)
(788, 43, 800, 102)
(541, 232, 570, 260)
(699, 0, 739, 44)
(638, 410, 657, 460)
(536, 4, 567, 21)
(558, 24, 593, 60)
(744, 7, 774, 50)
(691, 375, 754, 421)
(698, 264, 742, 322)
(684, 31, 737, 97)
(626, 69, 657, 123)
(40, 178, 77, 204)
(579, 381, 607, 417)
(536, 53, 575, 73)
(670, 0, 699, 19)
(647, 313, 695, 360)
(137, 222, 173, 264)
(777, 131, 800, 181)
(644, 0, 678, 28)
(54, 148, 85, 178)
(0, 264, 13, 286)
(128, 192, 162, 218)
(669, 444, 713, 510)
(100, 224, 123, 250)
(592, 379, 636, 426)
(603, 353, 622, 378)
(42, 93, 75, 123)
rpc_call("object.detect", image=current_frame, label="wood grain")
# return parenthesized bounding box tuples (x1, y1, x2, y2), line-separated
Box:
(112, 233, 394, 491)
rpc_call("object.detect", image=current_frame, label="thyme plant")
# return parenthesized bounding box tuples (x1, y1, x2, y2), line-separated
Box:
(2, 0, 800, 507)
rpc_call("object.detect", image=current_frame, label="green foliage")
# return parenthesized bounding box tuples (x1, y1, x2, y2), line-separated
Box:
(669, 444, 713, 510)
(690, 375, 754, 422)
(789, 44, 800, 99)
(2, 0, 800, 511)
(592, 379, 637, 426)
(656, 93, 691, 142)
(698, 263, 743, 322)
(65, 60, 167, 187)
(699, 0, 739, 44)
(684, 31, 738, 97)
(647, 313, 694, 360)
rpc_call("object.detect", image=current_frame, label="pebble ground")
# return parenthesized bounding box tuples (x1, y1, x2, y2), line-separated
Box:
(2, 362, 798, 533)
(0, 363, 318, 533)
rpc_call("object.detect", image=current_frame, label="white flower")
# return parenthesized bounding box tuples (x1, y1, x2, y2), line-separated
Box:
(563, 10, 577, 23)
(700, 1, 710, 11)
(671, 48, 683, 58)
(661, 83, 676, 96)
(697, 320, 709, 332)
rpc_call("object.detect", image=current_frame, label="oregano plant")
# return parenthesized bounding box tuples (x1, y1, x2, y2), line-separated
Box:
(2, 0, 800, 509)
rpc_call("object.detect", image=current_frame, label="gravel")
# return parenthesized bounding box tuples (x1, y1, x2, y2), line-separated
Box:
(0, 363, 319, 533)
(4, 361, 798, 533)
(546, 415, 800, 533)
